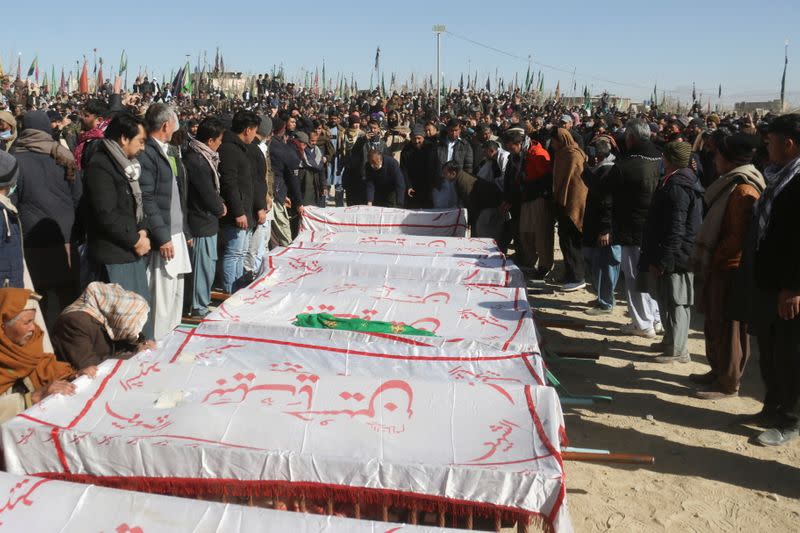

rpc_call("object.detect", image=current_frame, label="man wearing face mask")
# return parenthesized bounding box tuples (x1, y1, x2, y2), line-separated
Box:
(0, 111, 17, 152)
(243, 115, 271, 280)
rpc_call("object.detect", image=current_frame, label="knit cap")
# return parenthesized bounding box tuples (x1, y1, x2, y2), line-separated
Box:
(663, 141, 692, 168)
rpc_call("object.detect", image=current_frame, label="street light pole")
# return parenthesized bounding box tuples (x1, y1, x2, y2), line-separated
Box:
(433, 24, 445, 118)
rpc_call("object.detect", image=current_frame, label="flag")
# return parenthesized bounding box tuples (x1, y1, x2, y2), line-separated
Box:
(27, 55, 38, 78)
(51, 65, 55, 92)
(219, 54, 225, 73)
(42, 72, 48, 93)
(781, 41, 789, 108)
(0, 57, 3, 78)
(79, 61, 89, 94)
(692, 82, 696, 102)
(171, 66, 184, 95)
(525, 65, 531, 91)
(718, 83, 722, 99)
(93, 49, 97, 74)
(314, 67, 319, 95)
(16, 56, 21, 80)
(214, 47, 220, 73)
(59, 67, 66, 94)
(321, 61, 326, 92)
(182, 60, 193, 95)
(374, 46, 380, 71)
(97, 59, 104, 92)
(555, 81, 561, 99)
(459, 73, 464, 92)
(119, 50, 127, 75)
(485, 75, 490, 92)
(381, 73, 386, 97)
(538, 73, 544, 93)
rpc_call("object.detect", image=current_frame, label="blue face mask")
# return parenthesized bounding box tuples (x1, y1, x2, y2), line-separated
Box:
(0, 131, 12, 140)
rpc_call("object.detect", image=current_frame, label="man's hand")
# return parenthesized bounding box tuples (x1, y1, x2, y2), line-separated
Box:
(186, 239, 193, 248)
(159, 241, 175, 261)
(367, 201, 373, 207)
(297, 205, 305, 217)
(598, 233, 610, 247)
(235, 214, 248, 229)
(778, 289, 800, 320)
(649, 265, 663, 277)
(407, 188, 416, 198)
(284, 198, 292, 209)
(32, 380, 76, 404)
(134, 230, 151, 257)
(80, 366, 98, 379)
(220, 203, 227, 218)
(257, 209, 267, 225)
(136, 340, 157, 353)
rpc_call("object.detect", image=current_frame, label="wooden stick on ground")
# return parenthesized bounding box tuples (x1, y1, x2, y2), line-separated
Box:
(563, 451, 655, 465)
(353, 501, 361, 519)
(494, 513, 502, 532)
(465, 509, 474, 529)
(326, 497, 334, 515)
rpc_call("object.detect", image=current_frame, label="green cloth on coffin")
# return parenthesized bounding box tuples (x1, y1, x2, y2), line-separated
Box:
(293, 313, 436, 337)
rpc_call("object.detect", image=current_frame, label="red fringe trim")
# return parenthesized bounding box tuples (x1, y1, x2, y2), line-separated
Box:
(33, 472, 554, 532)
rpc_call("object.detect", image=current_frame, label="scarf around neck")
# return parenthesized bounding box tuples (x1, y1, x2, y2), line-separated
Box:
(692, 164, 765, 276)
(101, 139, 144, 223)
(755, 155, 800, 245)
(74, 118, 110, 170)
(188, 137, 220, 192)
(13, 129, 77, 182)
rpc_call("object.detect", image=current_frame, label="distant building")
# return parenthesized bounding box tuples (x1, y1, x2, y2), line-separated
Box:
(734, 99, 784, 114)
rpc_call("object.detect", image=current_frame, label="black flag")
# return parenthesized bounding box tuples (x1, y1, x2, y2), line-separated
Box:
(781, 41, 789, 108)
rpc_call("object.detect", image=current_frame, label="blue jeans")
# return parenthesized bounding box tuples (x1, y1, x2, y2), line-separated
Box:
(583, 245, 622, 310)
(190, 235, 217, 315)
(221, 225, 250, 293)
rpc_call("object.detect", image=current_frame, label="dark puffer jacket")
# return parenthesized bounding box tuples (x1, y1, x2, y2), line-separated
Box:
(639, 167, 704, 274)
(600, 141, 662, 246)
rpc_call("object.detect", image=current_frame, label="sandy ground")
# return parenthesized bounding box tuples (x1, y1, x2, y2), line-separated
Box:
(529, 259, 800, 532)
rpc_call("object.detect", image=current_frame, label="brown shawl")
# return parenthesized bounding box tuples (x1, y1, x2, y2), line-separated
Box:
(0, 288, 74, 395)
(552, 128, 588, 231)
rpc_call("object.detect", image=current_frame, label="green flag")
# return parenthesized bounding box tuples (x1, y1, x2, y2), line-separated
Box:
(181, 60, 193, 95)
(119, 50, 127, 75)
(26, 56, 38, 78)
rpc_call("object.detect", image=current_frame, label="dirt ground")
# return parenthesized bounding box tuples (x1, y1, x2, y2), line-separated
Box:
(529, 264, 800, 532)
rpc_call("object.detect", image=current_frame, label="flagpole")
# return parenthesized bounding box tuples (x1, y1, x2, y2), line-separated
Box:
(433, 25, 445, 118)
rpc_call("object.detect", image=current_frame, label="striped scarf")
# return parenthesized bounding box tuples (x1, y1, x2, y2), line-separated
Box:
(62, 282, 149, 342)
(755, 155, 800, 246)
(188, 137, 220, 192)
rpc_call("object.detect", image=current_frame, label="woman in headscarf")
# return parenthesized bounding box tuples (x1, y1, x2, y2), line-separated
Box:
(0, 288, 91, 423)
(52, 282, 152, 370)
(692, 134, 766, 398)
(550, 127, 588, 291)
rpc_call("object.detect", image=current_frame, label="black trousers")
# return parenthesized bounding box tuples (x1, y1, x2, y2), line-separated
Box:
(556, 209, 585, 283)
(757, 314, 800, 424)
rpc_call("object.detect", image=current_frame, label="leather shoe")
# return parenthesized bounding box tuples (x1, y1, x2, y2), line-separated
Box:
(689, 372, 716, 385)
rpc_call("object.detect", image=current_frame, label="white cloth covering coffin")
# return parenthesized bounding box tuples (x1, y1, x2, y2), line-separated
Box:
(293, 231, 503, 259)
(207, 267, 539, 354)
(263, 247, 525, 288)
(154, 322, 546, 388)
(0, 471, 463, 532)
(299, 206, 468, 237)
(2, 358, 569, 532)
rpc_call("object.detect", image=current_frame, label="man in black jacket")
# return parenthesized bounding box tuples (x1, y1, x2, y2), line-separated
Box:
(639, 141, 703, 363)
(400, 124, 438, 209)
(11, 111, 82, 331)
(600, 118, 663, 336)
(139, 103, 190, 339)
(269, 117, 302, 246)
(218, 110, 260, 293)
(83, 113, 152, 335)
(184, 118, 225, 317)
(750, 113, 800, 446)
(364, 150, 405, 207)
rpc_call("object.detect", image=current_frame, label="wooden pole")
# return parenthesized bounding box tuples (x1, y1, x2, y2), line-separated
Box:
(563, 451, 655, 465)
(465, 510, 474, 529)
(326, 497, 334, 515)
(353, 501, 361, 519)
(494, 513, 502, 532)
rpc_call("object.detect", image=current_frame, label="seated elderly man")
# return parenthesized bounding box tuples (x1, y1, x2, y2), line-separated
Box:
(53, 282, 153, 369)
(0, 288, 96, 423)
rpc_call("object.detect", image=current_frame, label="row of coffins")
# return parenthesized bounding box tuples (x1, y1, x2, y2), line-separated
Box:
(1, 208, 572, 532)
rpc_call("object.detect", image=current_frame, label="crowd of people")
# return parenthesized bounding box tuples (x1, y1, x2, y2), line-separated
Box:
(0, 74, 798, 447)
